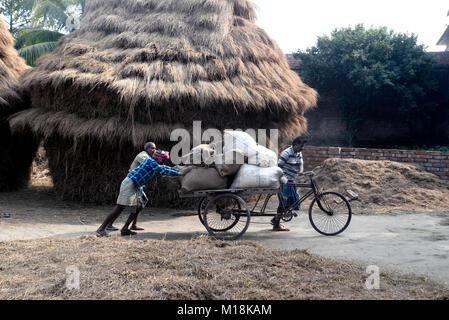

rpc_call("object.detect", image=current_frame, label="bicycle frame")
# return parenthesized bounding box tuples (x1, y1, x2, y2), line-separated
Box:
(246, 178, 321, 217)
(276, 178, 320, 214)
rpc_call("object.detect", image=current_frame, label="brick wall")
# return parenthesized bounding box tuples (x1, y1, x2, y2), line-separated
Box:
(302, 146, 449, 180)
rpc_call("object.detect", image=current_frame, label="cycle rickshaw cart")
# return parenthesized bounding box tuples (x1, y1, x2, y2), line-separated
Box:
(178, 172, 352, 240)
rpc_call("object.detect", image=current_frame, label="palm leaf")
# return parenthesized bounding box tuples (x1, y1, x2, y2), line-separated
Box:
(18, 41, 58, 66)
(32, 0, 70, 31)
(14, 29, 63, 49)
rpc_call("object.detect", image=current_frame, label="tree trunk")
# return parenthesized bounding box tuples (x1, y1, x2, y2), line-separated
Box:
(8, 0, 13, 32)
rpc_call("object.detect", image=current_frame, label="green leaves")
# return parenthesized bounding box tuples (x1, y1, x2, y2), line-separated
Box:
(295, 24, 439, 145)
(2, 0, 85, 66)
(14, 28, 63, 65)
(17, 40, 57, 66)
(14, 28, 63, 49)
(31, 0, 82, 32)
(0, 0, 35, 32)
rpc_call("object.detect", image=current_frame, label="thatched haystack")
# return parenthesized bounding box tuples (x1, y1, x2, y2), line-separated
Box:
(312, 158, 449, 213)
(0, 20, 37, 192)
(10, 0, 317, 205)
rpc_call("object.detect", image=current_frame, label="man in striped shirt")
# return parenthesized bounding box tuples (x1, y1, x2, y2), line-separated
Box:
(272, 136, 306, 232)
(96, 142, 191, 237)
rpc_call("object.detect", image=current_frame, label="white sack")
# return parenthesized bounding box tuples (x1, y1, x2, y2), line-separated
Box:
(181, 144, 216, 165)
(230, 164, 284, 189)
(223, 130, 258, 156)
(247, 145, 278, 168)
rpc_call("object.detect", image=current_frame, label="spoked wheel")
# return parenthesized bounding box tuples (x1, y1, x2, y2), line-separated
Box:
(198, 196, 237, 232)
(203, 193, 250, 240)
(197, 197, 207, 226)
(309, 192, 352, 236)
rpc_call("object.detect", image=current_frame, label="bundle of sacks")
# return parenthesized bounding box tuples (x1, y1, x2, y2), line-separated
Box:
(169, 131, 286, 193)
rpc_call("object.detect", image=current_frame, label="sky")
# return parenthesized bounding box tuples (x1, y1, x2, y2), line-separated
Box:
(252, 0, 449, 53)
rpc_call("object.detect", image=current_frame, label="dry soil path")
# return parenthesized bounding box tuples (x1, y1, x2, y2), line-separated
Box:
(1, 186, 448, 287)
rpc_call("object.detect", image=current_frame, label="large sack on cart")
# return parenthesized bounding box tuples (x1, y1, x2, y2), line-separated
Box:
(181, 144, 216, 166)
(230, 164, 284, 189)
(164, 176, 181, 191)
(247, 145, 278, 168)
(180, 167, 228, 192)
(214, 149, 247, 177)
(223, 130, 258, 156)
(223, 131, 277, 167)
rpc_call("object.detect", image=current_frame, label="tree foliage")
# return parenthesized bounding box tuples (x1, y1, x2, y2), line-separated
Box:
(31, 0, 86, 33)
(295, 24, 439, 144)
(0, 0, 35, 32)
(1, 0, 85, 66)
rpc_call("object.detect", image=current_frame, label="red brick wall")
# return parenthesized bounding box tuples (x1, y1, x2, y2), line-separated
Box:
(302, 146, 449, 180)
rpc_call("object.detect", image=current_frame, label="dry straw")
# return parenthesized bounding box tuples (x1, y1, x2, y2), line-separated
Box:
(312, 158, 449, 213)
(11, 0, 318, 204)
(0, 20, 36, 191)
(0, 236, 447, 300)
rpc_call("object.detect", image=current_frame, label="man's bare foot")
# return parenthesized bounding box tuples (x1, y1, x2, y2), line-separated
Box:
(130, 226, 144, 231)
(272, 224, 290, 232)
(96, 230, 110, 237)
(121, 229, 137, 236)
(106, 225, 119, 231)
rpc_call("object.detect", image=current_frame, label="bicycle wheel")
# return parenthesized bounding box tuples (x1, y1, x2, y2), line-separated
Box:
(197, 197, 207, 226)
(309, 191, 351, 236)
(198, 196, 240, 232)
(203, 193, 250, 240)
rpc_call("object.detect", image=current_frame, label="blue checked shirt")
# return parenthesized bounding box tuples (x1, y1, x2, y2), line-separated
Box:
(128, 157, 181, 188)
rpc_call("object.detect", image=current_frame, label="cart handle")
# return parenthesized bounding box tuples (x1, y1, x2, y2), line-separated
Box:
(298, 171, 315, 177)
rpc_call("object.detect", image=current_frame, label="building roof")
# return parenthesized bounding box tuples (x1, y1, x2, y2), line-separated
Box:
(285, 53, 302, 70)
(437, 26, 449, 49)
(429, 51, 449, 65)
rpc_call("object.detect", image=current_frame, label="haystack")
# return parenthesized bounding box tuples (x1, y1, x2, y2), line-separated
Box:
(10, 0, 317, 205)
(312, 158, 449, 213)
(0, 20, 37, 191)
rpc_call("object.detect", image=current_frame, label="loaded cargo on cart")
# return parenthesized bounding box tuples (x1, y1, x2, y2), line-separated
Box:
(167, 131, 352, 240)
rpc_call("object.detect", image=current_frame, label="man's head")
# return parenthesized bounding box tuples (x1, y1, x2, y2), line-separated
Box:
(292, 136, 307, 153)
(144, 142, 156, 157)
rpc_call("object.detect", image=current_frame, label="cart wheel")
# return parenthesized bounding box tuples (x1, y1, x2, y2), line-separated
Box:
(198, 196, 235, 232)
(197, 197, 207, 226)
(309, 191, 352, 236)
(203, 193, 250, 240)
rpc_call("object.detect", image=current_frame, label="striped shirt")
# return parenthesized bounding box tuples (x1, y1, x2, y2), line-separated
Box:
(278, 146, 303, 182)
(128, 157, 181, 188)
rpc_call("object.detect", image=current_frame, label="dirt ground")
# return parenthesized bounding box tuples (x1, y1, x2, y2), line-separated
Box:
(1, 184, 449, 299)
(1, 154, 449, 299)
(0, 236, 448, 300)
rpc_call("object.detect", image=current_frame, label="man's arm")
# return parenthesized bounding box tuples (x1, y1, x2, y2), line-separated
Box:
(145, 158, 181, 176)
(149, 159, 193, 176)
(299, 152, 304, 173)
(155, 164, 181, 176)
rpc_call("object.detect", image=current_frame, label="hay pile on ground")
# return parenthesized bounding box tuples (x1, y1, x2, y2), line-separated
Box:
(11, 0, 317, 205)
(0, 20, 37, 192)
(0, 236, 447, 300)
(312, 158, 449, 213)
(31, 147, 52, 186)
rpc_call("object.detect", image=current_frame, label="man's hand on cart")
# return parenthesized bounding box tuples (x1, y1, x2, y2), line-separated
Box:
(179, 166, 194, 176)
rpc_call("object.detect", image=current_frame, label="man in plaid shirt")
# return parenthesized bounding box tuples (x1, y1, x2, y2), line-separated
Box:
(96, 142, 191, 237)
